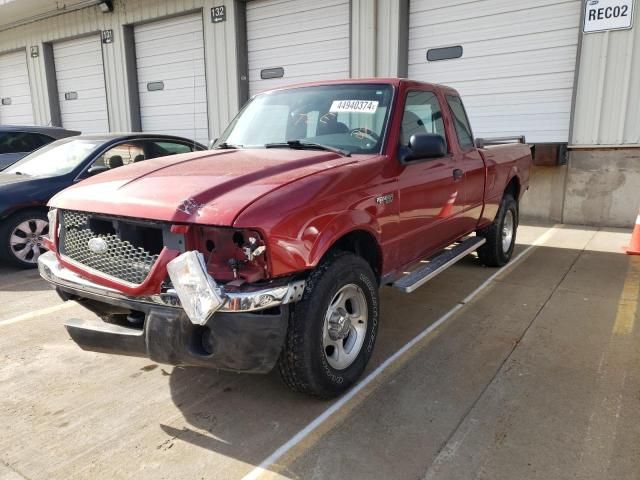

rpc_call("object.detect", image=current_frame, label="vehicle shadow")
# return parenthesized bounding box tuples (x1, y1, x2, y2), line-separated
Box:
(161, 242, 538, 468)
(162, 232, 633, 478)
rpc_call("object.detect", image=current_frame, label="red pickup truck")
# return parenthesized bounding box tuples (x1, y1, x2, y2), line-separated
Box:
(38, 79, 531, 398)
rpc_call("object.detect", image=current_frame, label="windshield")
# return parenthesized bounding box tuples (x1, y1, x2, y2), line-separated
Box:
(217, 84, 394, 154)
(5, 138, 102, 177)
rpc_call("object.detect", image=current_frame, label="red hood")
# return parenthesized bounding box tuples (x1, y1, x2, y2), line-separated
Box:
(50, 149, 357, 226)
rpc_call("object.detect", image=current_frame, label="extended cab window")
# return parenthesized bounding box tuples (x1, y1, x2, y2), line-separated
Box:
(446, 95, 474, 150)
(401, 91, 447, 149)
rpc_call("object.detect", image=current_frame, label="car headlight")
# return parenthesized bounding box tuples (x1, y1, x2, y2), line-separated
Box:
(166, 251, 225, 325)
(47, 208, 58, 242)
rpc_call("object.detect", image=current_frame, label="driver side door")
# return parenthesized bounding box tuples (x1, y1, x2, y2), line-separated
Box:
(396, 90, 465, 266)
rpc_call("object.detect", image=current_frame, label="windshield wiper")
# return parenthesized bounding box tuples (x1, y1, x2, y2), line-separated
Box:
(265, 140, 351, 157)
(214, 142, 242, 150)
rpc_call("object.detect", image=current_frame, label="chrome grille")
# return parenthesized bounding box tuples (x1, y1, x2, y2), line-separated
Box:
(59, 211, 160, 285)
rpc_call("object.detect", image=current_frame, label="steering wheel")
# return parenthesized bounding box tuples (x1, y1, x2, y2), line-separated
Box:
(349, 128, 380, 142)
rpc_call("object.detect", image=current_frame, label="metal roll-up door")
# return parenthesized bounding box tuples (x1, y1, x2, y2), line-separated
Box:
(408, 0, 581, 143)
(247, 0, 351, 96)
(0, 50, 34, 125)
(134, 13, 208, 145)
(53, 35, 109, 133)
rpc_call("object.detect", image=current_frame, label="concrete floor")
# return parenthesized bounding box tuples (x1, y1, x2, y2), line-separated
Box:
(0, 224, 638, 480)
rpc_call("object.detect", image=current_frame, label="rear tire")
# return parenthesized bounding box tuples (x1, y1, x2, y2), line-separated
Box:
(476, 194, 518, 267)
(0, 209, 49, 269)
(278, 252, 379, 398)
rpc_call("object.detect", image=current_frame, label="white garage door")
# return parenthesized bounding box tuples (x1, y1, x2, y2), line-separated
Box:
(247, 0, 350, 96)
(0, 50, 34, 125)
(134, 14, 208, 145)
(53, 35, 109, 133)
(408, 0, 581, 143)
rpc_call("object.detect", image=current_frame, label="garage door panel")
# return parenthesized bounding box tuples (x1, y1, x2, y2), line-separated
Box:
(134, 18, 203, 43)
(0, 50, 34, 125)
(134, 36, 205, 57)
(411, 5, 578, 44)
(135, 13, 209, 144)
(247, 0, 347, 20)
(248, 11, 349, 40)
(414, 48, 578, 83)
(136, 63, 205, 82)
(409, 0, 580, 143)
(410, 0, 575, 26)
(139, 87, 207, 108)
(54, 35, 109, 133)
(247, 0, 350, 96)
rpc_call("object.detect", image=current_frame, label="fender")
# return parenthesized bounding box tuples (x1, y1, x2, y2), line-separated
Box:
(262, 208, 383, 277)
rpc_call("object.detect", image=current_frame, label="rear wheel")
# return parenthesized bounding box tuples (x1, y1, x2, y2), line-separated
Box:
(476, 194, 518, 267)
(0, 210, 49, 269)
(278, 252, 379, 398)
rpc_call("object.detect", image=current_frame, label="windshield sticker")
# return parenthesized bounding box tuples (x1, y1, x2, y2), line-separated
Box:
(330, 100, 379, 114)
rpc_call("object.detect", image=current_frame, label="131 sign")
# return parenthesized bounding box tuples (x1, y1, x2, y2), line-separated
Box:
(584, 0, 635, 33)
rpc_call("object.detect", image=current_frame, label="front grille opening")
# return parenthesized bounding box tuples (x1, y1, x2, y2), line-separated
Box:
(88, 218, 116, 236)
(59, 210, 166, 285)
(118, 222, 163, 256)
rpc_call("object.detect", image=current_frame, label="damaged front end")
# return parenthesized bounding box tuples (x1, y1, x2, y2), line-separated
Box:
(38, 209, 306, 373)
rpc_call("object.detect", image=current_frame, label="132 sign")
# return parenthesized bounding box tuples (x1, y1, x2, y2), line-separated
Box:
(211, 5, 226, 23)
(584, 0, 635, 33)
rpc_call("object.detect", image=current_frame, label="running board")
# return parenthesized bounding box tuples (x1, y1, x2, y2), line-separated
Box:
(392, 237, 486, 293)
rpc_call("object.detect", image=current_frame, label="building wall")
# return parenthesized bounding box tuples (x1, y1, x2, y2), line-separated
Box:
(572, 5, 640, 146)
(520, 2, 640, 228)
(0, 0, 241, 139)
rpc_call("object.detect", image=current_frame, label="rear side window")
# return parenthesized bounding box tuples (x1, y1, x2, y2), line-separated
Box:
(446, 95, 474, 150)
(401, 91, 447, 148)
(0, 132, 53, 154)
(152, 141, 193, 155)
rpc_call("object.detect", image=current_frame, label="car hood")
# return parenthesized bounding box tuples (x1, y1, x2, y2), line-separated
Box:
(49, 148, 359, 226)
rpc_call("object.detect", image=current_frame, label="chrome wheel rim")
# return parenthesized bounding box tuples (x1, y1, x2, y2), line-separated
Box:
(10, 219, 48, 264)
(502, 210, 514, 253)
(322, 284, 368, 371)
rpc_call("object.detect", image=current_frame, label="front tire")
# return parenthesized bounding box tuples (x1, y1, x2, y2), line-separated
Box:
(278, 252, 379, 398)
(476, 194, 518, 267)
(0, 210, 49, 269)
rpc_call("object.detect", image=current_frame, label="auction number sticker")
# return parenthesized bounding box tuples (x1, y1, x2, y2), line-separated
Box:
(330, 100, 379, 114)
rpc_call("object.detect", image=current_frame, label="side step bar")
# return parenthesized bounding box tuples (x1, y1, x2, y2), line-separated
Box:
(393, 236, 486, 293)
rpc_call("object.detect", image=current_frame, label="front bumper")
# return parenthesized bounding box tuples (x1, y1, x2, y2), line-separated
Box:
(37, 251, 299, 373)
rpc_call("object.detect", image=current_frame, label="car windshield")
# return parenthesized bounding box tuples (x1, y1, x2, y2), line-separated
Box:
(5, 138, 103, 177)
(217, 84, 394, 154)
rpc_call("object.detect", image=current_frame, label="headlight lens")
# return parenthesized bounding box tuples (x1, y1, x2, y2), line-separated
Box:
(47, 208, 58, 242)
(166, 251, 225, 325)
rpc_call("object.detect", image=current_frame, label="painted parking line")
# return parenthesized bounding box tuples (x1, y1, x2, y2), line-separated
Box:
(243, 225, 560, 480)
(0, 302, 76, 327)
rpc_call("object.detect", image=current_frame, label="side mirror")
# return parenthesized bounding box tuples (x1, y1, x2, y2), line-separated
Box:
(401, 133, 447, 163)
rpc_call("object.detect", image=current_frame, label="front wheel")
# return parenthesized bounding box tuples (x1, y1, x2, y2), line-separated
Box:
(0, 210, 49, 269)
(278, 252, 379, 398)
(476, 194, 518, 267)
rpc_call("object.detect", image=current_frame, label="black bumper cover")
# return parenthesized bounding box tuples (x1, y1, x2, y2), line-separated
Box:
(58, 286, 289, 374)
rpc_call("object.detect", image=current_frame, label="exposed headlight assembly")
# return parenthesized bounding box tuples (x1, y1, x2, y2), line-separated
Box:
(166, 251, 225, 325)
(47, 208, 58, 241)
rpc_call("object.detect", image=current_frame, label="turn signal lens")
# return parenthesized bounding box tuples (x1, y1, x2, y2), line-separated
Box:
(166, 251, 224, 325)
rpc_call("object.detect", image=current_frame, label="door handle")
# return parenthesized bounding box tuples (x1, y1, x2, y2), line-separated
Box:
(453, 168, 464, 181)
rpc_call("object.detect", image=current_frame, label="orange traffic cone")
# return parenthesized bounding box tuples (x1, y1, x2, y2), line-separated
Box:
(438, 191, 458, 219)
(626, 210, 640, 255)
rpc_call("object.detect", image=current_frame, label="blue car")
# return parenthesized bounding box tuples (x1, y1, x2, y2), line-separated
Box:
(0, 133, 206, 268)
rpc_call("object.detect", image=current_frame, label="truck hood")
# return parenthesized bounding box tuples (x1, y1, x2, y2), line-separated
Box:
(49, 149, 357, 225)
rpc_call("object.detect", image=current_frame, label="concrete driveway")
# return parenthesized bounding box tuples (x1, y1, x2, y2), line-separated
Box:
(0, 224, 638, 480)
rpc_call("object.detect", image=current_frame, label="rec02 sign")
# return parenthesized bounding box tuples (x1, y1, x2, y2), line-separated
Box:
(584, 0, 635, 33)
